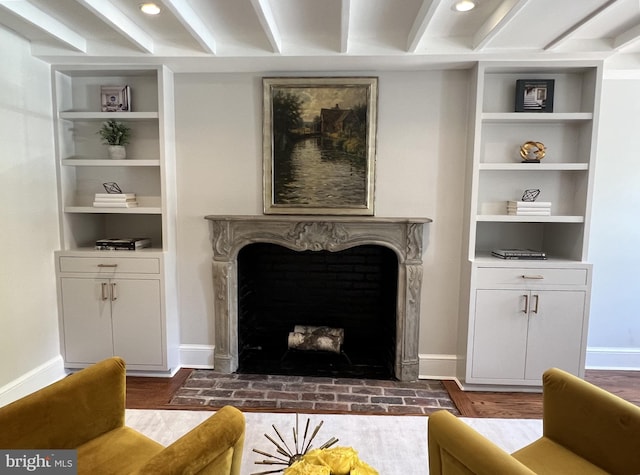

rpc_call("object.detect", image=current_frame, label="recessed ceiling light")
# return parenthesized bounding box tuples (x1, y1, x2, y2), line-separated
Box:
(454, 0, 476, 12)
(140, 3, 161, 15)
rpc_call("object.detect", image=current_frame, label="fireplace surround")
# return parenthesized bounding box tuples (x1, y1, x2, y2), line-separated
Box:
(205, 215, 431, 381)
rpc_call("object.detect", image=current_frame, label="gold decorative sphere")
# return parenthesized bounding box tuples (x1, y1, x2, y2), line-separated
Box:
(520, 141, 546, 162)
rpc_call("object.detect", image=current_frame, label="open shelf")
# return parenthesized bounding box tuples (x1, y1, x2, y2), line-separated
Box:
(62, 159, 161, 166)
(53, 65, 171, 252)
(64, 206, 162, 214)
(481, 112, 593, 123)
(60, 111, 158, 120)
(52, 65, 179, 374)
(476, 215, 584, 223)
(473, 252, 590, 266)
(479, 163, 588, 171)
(459, 61, 602, 388)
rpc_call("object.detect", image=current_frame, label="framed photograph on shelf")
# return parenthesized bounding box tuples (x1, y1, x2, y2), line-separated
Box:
(101, 85, 131, 112)
(515, 79, 554, 112)
(262, 76, 378, 215)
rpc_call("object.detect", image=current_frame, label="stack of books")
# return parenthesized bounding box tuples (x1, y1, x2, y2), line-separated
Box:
(492, 248, 547, 260)
(507, 201, 551, 216)
(93, 193, 138, 208)
(95, 238, 151, 251)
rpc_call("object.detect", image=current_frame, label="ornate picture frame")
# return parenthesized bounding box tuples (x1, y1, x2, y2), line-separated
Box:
(262, 77, 378, 215)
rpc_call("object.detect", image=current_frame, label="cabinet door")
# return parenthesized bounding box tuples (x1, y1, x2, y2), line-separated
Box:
(60, 278, 113, 363)
(524, 290, 586, 380)
(471, 289, 529, 380)
(110, 278, 163, 366)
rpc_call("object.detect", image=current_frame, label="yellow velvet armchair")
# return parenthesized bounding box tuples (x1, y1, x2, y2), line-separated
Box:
(0, 357, 245, 475)
(429, 367, 640, 475)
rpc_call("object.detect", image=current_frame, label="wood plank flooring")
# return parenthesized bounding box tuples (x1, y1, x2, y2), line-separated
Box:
(443, 370, 640, 418)
(126, 368, 192, 409)
(126, 369, 639, 418)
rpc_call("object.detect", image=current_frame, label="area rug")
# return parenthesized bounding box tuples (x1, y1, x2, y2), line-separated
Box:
(126, 409, 542, 475)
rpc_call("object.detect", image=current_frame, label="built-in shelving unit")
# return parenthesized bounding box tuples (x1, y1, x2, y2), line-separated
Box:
(52, 65, 179, 375)
(458, 61, 603, 390)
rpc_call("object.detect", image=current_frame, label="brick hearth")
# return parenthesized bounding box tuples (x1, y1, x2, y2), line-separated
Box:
(170, 370, 459, 415)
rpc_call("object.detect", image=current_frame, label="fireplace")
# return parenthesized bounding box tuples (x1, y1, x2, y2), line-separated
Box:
(237, 243, 398, 378)
(205, 215, 430, 381)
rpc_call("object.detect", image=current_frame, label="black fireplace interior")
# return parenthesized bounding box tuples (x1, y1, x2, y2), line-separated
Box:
(237, 243, 399, 379)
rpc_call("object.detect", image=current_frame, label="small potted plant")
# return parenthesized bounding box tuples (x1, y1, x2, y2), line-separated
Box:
(98, 119, 131, 159)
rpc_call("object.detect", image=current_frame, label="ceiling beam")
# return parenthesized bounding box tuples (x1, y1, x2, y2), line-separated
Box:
(613, 23, 640, 50)
(472, 0, 529, 51)
(0, 0, 86, 52)
(544, 0, 618, 50)
(407, 0, 440, 53)
(162, 0, 216, 54)
(340, 0, 351, 53)
(250, 0, 282, 54)
(77, 0, 154, 53)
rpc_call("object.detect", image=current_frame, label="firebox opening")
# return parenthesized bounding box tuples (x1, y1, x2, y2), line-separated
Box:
(237, 243, 399, 379)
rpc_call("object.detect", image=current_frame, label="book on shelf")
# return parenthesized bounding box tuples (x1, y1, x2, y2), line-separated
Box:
(507, 200, 551, 216)
(94, 193, 136, 199)
(92, 201, 138, 208)
(95, 238, 151, 251)
(491, 248, 547, 259)
(507, 209, 551, 216)
(491, 253, 547, 260)
(93, 192, 138, 208)
(507, 201, 552, 208)
(94, 197, 137, 202)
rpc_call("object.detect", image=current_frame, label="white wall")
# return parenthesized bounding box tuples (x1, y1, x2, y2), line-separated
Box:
(3, 28, 634, 394)
(174, 70, 469, 376)
(587, 73, 640, 369)
(0, 27, 64, 404)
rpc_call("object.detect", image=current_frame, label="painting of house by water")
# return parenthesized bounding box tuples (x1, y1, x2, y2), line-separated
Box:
(263, 77, 378, 215)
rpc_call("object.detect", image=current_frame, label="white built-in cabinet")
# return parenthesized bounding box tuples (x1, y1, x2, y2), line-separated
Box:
(459, 62, 602, 389)
(52, 65, 179, 375)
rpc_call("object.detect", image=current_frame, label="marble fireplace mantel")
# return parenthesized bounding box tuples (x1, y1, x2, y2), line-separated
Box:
(205, 215, 431, 381)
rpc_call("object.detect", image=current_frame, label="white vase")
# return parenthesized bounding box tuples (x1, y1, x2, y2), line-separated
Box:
(108, 145, 127, 160)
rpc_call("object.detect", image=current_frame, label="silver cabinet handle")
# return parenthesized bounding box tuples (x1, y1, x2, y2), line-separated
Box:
(111, 282, 117, 301)
(521, 274, 544, 280)
(101, 282, 109, 301)
(522, 294, 528, 313)
(532, 294, 539, 314)
(98, 264, 118, 268)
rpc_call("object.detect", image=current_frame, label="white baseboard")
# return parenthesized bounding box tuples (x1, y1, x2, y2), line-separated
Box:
(585, 346, 640, 371)
(179, 344, 215, 369)
(418, 353, 459, 380)
(0, 355, 67, 408)
(176, 347, 640, 375)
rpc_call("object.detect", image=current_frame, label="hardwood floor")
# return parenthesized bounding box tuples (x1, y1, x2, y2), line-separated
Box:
(126, 369, 640, 418)
(126, 368, 191, 409)
(444, 370, 640, 418)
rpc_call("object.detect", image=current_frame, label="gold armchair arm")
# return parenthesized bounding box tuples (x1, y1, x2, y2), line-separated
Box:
(428, 410, 536, 475)
(133, 406, 245, 475)
(541, 368, 640, 474)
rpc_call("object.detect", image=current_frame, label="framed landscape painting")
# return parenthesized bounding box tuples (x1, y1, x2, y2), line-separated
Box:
(262, 77, 378, 215)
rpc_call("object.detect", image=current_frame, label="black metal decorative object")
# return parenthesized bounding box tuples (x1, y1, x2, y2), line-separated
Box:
(252, 414, 339, 475)
(102, 182, 123, 194)
(522, 189, 541, 202)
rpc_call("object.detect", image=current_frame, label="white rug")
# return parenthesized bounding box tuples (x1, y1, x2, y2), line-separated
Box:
(126, 409, 542, 475)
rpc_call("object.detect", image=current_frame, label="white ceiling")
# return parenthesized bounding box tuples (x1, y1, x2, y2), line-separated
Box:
(1, 0, 640, 72)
